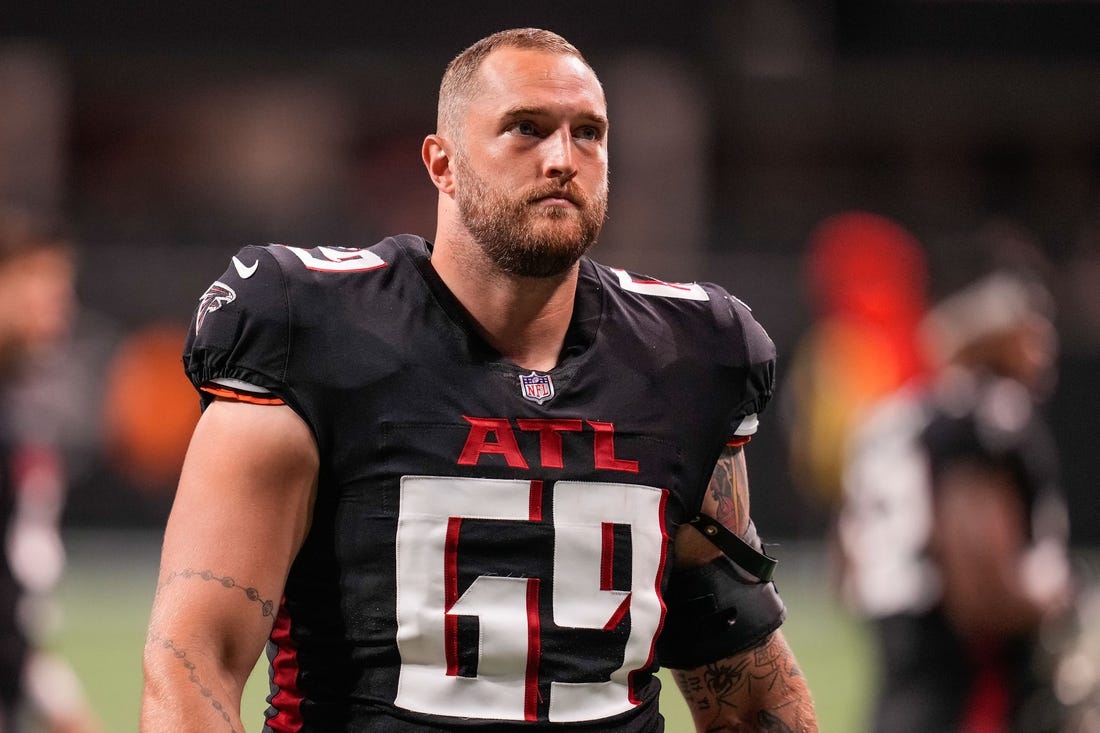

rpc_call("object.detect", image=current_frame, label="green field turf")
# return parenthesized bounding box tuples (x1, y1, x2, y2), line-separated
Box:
(42, 531, 874, 732)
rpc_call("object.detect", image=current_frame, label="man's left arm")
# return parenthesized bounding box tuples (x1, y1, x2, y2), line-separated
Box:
(668, 446, 818, 732)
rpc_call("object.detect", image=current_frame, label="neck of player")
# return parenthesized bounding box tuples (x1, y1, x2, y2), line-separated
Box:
(431, 235, 577, 373)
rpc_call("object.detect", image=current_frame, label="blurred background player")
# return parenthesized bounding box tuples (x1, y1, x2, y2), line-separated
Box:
(838, 269, 1074, 733)
(0, 207, 102, 733)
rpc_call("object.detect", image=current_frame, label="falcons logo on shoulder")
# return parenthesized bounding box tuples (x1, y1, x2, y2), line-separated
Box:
(195, 280, 236, 334)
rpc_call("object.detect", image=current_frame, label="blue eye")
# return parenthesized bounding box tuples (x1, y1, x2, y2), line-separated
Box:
(515, 121, 539, 136)
(576, 126, 601, 141)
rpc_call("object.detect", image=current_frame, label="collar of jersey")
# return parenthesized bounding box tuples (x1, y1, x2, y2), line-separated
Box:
(403, 236, 604, 372)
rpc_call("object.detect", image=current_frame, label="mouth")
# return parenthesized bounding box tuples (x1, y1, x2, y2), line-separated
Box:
(536, 197, 576, 209)
(529, 188, 579, 207)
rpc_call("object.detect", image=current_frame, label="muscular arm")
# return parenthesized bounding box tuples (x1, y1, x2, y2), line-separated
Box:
(670, 446, 818, 732)
(932, 459, 1069, 640)
(141, 399, 319, 732)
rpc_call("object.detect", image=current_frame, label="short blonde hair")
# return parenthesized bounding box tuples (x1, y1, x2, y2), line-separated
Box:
(437, 28, 595, 136)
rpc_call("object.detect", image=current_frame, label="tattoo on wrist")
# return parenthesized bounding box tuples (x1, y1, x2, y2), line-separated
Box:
(149, 633, 239, 733)
(160, 568, 276, 618)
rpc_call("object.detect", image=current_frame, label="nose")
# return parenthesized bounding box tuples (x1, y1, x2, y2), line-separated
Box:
(541, 127, 577, 181)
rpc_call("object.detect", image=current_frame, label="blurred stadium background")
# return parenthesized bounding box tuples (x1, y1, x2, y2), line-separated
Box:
(4, 1, 1100, 730)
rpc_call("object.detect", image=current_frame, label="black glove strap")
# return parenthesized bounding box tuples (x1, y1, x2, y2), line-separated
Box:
(687, 513, 777, 583)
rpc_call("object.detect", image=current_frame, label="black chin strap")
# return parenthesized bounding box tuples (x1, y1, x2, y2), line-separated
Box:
(688, 513, 777, 583)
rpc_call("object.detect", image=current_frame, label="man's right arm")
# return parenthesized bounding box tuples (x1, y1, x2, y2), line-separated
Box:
(141, 398, 319, 732)
(668, 446, 817, 732)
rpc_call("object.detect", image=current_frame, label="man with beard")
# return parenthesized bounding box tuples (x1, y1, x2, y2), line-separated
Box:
(141, 28, 817, 732)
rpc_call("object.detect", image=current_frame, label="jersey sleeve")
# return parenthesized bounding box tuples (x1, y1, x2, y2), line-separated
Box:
(183, 245, 292, 409)
(715, 290, 777, 443)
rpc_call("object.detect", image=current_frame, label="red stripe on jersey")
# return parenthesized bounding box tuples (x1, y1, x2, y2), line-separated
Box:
(201, 384, 285, 405)
(529, 480, 543, 522)
(524, 578, 542, 722)
(600, 522, 615, 591)
(603, 594, 631, 631)
(266, 599, 304, 732)
(631, 489, 671, 705)
(726, 435, 752, 447)
(961, 646, 1011, 732)
(444, 517, 462, 677)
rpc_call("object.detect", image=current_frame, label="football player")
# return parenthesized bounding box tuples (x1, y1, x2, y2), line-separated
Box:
(839, 271, 1073, 732)
(141, 28, 817, 732)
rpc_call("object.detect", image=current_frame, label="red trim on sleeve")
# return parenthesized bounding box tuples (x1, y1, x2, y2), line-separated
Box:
(726, 435, 752, 447)
(267, 599, 304, 731)
(201, 384, 285, 405)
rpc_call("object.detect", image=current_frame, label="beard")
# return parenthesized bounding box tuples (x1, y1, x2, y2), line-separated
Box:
(454, 160, 608, 278)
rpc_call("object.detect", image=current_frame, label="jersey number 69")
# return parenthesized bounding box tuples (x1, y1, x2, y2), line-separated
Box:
(395, 476, 668, 723)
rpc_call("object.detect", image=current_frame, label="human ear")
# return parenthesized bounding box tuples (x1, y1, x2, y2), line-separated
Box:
(422, 135, 455, 194)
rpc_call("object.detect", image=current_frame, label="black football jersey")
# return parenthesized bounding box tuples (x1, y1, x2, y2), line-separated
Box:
(183, 235, 775, 732)
(921, 373, 1061, 525)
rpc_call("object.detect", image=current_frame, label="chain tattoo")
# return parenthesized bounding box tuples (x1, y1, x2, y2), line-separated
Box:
(159, 568, 276, 618)
(150, 569, 276, 729)
(148, 632, 239, 733)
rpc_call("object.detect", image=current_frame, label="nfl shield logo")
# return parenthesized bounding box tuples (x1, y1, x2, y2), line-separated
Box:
(519, 371, 555, 405)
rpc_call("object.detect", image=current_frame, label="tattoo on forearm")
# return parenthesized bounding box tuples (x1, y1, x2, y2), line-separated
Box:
(708, 448, 749, 532)
(672, 635, 813, 732)
(149, 632, 239, 733)
(159, 568, 276, 618)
